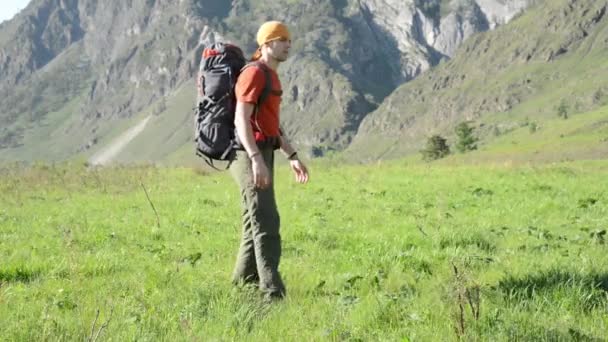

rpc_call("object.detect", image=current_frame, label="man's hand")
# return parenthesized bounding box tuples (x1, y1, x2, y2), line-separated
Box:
(290, 159, 309, 184)
(252, 155, 271, 189)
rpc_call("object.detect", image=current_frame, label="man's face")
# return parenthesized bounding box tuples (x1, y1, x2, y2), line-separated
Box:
(267, 38, 291, 62)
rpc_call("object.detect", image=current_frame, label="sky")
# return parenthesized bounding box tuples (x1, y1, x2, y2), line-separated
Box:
(0, 0, 31, 24)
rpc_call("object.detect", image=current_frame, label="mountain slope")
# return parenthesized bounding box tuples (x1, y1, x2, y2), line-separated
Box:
(348, 0, 608, 161)
(435, 104, 608, 165)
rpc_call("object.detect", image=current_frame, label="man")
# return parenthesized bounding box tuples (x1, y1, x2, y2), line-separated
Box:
(231, 21, 309, 300)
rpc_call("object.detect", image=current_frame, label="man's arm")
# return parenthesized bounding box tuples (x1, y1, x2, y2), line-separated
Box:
(278, 134, 297, 159)
(234, 101, 271, 189)
(279, 132, 309, 184)
(234, 102, 259, 158)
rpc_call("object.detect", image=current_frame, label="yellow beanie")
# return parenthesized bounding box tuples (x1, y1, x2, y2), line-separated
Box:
(252, 21, 290, 60)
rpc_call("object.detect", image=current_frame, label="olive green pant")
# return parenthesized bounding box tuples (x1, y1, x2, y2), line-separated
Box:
(230, 148, 285, 297)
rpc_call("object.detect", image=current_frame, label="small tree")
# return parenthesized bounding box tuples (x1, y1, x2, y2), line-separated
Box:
(421, 135, 451, 161)
(529, 122, 538, 134)
(557, 100, 569, 119)
(593, 88, 605, 105)
(493, 126, 501, 137)
(455, 122, 478, 153)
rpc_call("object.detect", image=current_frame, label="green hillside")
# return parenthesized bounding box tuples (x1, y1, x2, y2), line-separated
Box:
(423, 104, 608, 165)
(349, 0, 608, 161)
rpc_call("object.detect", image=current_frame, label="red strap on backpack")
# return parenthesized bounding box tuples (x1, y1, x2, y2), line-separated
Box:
(202, 48, 220, 59)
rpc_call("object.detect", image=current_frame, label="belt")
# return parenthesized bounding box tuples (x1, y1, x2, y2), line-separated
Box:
(256, 136, 280, 149)
(234, 135, 280, 150)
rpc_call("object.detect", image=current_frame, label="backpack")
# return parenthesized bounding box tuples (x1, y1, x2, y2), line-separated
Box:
(194, 42, 273, 167)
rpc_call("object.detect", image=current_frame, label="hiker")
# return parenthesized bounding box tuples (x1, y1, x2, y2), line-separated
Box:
(230, 21, 309, 300)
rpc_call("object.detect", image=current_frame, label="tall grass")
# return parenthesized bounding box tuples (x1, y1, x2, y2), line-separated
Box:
(1, 160, 607, 340)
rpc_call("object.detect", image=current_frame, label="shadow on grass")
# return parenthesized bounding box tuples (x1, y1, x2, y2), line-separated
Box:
(0, 267, 41, 283)
(500, 269, 608, 293)
(499, 269, 608, 311)
(504, 324, 605, 342)
(440, 234, 496, 252)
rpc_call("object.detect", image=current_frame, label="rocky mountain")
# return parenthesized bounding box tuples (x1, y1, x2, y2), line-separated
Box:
(0, 0, 533, 163)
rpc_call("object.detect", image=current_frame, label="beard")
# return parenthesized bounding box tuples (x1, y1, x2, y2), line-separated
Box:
(272, 50, 289, 62)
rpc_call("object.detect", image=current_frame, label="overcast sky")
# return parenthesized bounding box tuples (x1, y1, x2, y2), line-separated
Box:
(0, 0, 31, 24)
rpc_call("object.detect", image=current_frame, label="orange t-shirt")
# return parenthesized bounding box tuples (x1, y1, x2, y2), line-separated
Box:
(235, 63, 282, 140)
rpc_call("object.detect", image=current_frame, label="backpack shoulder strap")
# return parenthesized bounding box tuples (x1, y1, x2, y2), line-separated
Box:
(242, 62, 272, 108)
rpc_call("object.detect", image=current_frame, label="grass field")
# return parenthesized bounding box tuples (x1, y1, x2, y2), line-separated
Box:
(1, 159, 607, 341)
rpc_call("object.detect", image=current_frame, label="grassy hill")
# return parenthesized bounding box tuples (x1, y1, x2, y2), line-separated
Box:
(348, 0, 608, 161)
(429, 104, 608, 165)
(75, 101, 607, 168)
(2, 91, 607, 340)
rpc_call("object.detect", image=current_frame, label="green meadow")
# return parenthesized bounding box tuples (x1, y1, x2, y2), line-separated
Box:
(1, 157, 607, 341)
